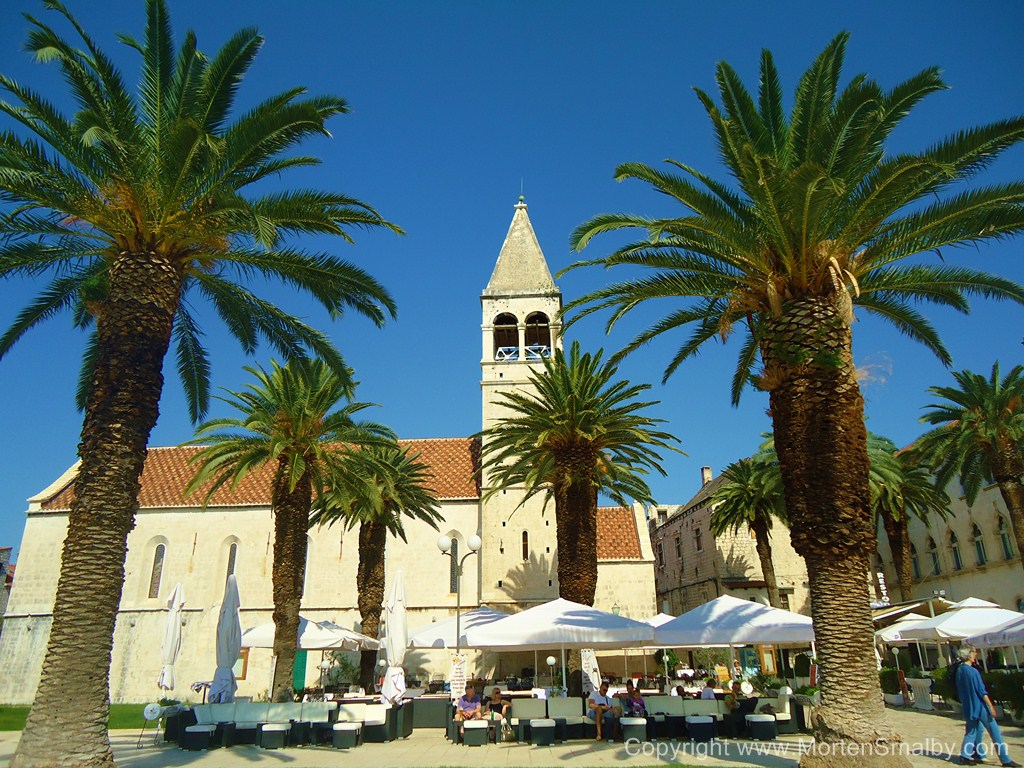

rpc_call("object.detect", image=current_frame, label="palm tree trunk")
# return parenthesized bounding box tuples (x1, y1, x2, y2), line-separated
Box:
(761, 296, 909, 768)
(13, 252, 183, 768)
(270, 463, 313, 702)
(554, 476, 598, 606)
(750, 517, 781, 608)
(357, 520, 387, 690)
(881, 510, 914, 601)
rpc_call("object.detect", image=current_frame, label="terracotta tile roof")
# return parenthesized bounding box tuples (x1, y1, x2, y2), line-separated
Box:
(596, 506, 642, 560)
(39, 437, 482, 510)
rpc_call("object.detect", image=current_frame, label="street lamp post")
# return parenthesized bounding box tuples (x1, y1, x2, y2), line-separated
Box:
(437, 532, 482, 655)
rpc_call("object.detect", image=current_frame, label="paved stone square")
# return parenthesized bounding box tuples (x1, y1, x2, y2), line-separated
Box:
(0, 707, 1020, 767)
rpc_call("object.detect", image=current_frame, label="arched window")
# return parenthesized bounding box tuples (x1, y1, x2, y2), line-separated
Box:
(225, 542, 238, 583)
(997, 516, 1015, 560)
(449, 538, 459, 594)
(910, 543, 921, 580)
(493, 313, 518, 361)
(971, 523, 988, 566)
(1018, 597, 1024, 612)
(695, 527, 703, 552)
(524, 312, 551, 359)
(927, 537, 941, 576)
(949, 531, 963, 571)
(148, 544, 166, 599)
(521, 531, 529, 561)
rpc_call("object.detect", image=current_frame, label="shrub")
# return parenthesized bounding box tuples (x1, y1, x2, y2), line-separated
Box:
(879, 668, 901, 695)
(931, 666, 957, 701)
(984, 671, 1024, 718)
(750, 672, 785, 694)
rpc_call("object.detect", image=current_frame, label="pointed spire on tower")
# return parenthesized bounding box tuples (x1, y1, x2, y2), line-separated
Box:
(483, 197, 557, 296)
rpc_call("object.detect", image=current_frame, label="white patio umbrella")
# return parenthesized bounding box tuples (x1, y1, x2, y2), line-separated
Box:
(380, 570, 408, 704)
(157, 583, 185, 691)
(874, 613, 929, 645)
(242, 616, 380, 651)
(209, 575, 241, 703)
(466, 598, 656, 689)
(966, 613, 1024, 648)
(407, 606, 510, 649)
(900, 597, 1022, 642)
(652, 594, 814, 647)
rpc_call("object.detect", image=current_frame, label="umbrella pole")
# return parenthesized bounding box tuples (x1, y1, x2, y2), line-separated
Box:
(534, 650, 538, 688)
(561, 645, 566, 696)
(1012, 646, 1020, 669)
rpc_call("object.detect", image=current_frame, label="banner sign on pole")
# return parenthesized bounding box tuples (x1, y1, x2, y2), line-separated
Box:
(449, 652, 468, 701)
(580, 649, 601, 694)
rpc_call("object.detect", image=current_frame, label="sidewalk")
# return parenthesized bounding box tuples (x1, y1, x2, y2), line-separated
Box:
(0, 707, 1020, 767)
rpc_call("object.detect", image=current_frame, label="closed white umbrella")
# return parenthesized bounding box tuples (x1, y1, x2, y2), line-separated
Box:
(157, 583, 186, 691)
(380, 570, 408, 704)
(242, 616, 379, 651)
(209, 575, 241, 703)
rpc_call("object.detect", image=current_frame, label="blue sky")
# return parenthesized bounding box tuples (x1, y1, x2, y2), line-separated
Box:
(1, 1, 1022, 560)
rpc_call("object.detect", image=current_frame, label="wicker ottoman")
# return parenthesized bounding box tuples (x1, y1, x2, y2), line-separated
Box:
(463, 720, 489, 746)
(530, 718, 556, 746)
(685, 715, 715, 742)
(180, 724, 217, 751)
(332, 722, 361, 749)
(620, 717, 647, 743)
(746, 713, 777, 740)
(259, 722, 289, 749)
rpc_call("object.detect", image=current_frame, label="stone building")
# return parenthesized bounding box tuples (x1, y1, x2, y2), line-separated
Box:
(0, 547, 11, 634)
(647, 466, 811, 617)
(0, 201, 657, 704)
(874, 479, 1024, 611)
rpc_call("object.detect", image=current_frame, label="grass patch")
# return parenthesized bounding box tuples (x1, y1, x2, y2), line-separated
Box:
(0, 704, 147, 731)
(0, 707, 27, 731)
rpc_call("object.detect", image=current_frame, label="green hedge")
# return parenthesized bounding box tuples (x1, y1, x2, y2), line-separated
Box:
(879, 668, 901, 695)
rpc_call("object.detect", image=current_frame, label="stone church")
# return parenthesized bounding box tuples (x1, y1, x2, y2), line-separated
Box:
(0, 200, 657, 704)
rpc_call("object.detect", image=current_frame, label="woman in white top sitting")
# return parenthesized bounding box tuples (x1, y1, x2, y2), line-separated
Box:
(700, 678, 718, 700)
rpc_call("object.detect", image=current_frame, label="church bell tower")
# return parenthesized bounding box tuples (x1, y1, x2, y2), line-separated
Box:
(478, 197, 563, 606)
(480, 197, 563, 439)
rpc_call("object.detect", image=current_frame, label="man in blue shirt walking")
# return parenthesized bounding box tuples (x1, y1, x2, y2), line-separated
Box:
(955, 644, 1021, 766)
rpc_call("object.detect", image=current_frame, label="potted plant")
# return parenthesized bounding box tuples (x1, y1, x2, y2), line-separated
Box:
(790, 653, 812, 690)
(793, 684, 820, 707)
(878, 668, 905, 706)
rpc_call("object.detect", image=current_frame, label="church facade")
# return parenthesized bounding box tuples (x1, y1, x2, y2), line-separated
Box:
(0, 201, 658, 704)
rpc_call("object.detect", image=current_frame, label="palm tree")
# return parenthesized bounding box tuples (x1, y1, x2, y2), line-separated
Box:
(915, 363, 1024, 577)
(868, 435, 950, 602)
(478, 340, 680, 605)
(709, 447, 787, 608)
(311, 443, 443, 689)
(186, 359, 392, 701)
(1, 4, 398, 759)
(562, 34, 1024, 764)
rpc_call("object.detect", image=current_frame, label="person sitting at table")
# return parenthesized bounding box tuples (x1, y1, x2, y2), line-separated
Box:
(624, 685, 647, 718)
(700, 678, 718, 700)
(722, 680, 748, 737)
(587, 681, 619, 741)
(485, 687, 510, 720)
(455, 683, 484, 735)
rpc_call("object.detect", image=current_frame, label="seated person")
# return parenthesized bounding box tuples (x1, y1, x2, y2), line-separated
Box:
(723, 680, 756, 736)
(587, 681, 619, 740)
(624, 687, 647, 718)
(700, 678, 718, 700)
(455, 683, 484, 732)
(617, 680, 635, 706)
(485, 687, 510, 720)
